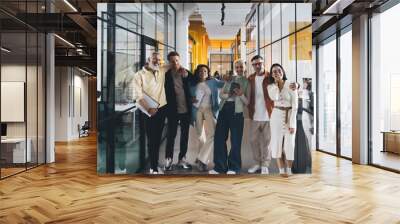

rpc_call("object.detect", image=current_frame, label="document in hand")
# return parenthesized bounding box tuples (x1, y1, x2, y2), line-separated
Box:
(193, 89, 205, 108)
(135, 92, 160, 117)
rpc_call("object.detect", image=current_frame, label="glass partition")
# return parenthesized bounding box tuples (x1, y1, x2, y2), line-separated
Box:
(0, 6, 46, 179)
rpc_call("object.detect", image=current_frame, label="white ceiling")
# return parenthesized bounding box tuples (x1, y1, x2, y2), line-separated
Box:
(197, 3, 253, 40)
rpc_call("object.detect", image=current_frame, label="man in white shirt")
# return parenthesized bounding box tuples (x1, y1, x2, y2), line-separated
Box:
(247, 55, 298, 175)
(247, 55, 274, 174)
(132, 52, 168, 174)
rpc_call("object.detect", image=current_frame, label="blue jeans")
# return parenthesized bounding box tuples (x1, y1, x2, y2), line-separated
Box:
(213, 102, 244, 173)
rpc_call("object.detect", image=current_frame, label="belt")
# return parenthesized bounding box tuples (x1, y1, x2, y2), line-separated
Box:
(274, 106, 292, 125)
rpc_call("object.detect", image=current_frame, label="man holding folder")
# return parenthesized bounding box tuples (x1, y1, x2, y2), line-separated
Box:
(132, 52, 167, 174)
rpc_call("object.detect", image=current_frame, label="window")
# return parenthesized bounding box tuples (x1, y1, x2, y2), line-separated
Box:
(210, 54, 233, 77)
(370, 3, 400, 171)
(339, 27, 352, 158)
(317, 36, 337, 155)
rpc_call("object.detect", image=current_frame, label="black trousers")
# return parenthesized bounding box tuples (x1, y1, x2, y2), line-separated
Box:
(165, 112, 190, 161)
(213, 102, 244, 173)
(144, 106, 167, 170)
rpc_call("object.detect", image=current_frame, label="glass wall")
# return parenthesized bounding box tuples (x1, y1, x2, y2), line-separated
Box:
(0, 4, 46, 179)
(246, 10, 257, 74)
(340, 27, 352, 158)
(370, 3, 400, 171)
(209, 54, 233, 77)
(315, 23, 353, 158)
(97, 3, 176, 174)
(317, 35, 337, 155)
(258, 3, 312, 82)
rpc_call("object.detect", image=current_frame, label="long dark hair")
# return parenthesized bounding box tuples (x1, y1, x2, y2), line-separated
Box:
(268, 63, 288, 84)
(194, 64, 211, 84)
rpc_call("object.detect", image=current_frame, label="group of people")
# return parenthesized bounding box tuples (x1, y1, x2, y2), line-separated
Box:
(133, 51, 301, 176)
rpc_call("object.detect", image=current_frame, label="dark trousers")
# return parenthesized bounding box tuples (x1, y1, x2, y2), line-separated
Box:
(166, 112, 190, 161)
(213, 102, 244, 173)
(144, 106, 167, 170)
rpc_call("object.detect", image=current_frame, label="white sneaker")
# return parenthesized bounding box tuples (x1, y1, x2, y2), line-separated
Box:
(208, 169, 219, 174)
(287, 168, 293, 176)
(115, 168, 127, 174)
(226, 170, 237, 175)
(248, 164, 261, 174)
(149, 168, 158, 175)
(149, 167, 164, 175)
(164, 157, 173, 171)
(177, 157, 192, 170)
(261, 166, 269, 175)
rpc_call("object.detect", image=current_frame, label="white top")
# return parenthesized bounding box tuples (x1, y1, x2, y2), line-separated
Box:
(196, 82, 212, 109)
(253, 75, 269, 121)
(267, 81, 298, 129)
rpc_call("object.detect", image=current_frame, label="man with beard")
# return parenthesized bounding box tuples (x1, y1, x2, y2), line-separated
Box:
(132, 52, 168, 174)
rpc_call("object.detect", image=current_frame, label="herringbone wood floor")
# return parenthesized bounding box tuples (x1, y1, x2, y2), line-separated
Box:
(1, 136, 400, 224)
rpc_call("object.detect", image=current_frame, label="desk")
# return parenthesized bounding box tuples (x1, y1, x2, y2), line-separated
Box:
(382, 131, 400, 154)
(1, 138, 31, 163)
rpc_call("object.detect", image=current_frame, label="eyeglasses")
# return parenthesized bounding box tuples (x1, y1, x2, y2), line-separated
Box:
(252, 62, 262, 66)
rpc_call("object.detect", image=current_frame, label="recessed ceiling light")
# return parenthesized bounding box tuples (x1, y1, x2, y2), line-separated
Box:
(1, 47, 11, 53)
(63, 0, 78, 12)
(54, 34, 75, 48)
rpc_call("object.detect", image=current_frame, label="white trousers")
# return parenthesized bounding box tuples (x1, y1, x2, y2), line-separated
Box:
(269, 109, 296, 160)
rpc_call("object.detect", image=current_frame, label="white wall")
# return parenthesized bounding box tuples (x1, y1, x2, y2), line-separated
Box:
(55, 67, 89, 141)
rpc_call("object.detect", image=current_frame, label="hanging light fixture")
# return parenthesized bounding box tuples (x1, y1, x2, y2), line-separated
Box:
(221, 3, 225, 26)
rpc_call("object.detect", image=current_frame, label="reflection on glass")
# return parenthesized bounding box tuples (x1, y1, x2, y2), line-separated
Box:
(142, 3, 156, 39)
(340, 28, 352, 158)
(282, 3, 295, 37)
(168, 5, 175, 48)
(263, 4, 272, 46)
(282, 35, 296, 81)
(1, 32, 28, 177)
(318, 37, 337, 154)
(272, 41, 281, 65)
(271, 3, 281, 42)
(113, 12, 142, 174)
(156, 3, 165, 44)
(296, 3, 312, 30)
(265, 45, 272, 72)
(371, 3, 400, 171)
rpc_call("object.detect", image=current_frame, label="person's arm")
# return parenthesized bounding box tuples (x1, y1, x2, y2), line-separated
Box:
(267, 83, 280, 101)
(234, 81, 249, 105)
(133, 71, 157, 115)
(289, 86, 299, 132)
(215, 78, 225, 88)
(219, 83, 230, 100)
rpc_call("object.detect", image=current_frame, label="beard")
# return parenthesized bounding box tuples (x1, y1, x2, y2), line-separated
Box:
(148, 62, 159, 71)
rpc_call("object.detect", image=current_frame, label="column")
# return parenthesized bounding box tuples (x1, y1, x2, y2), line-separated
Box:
(175, 3, 197, 68)
(352, 14, 369, 164)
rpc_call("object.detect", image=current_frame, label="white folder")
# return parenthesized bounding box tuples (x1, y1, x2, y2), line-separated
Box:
(136, 92, 160, 117)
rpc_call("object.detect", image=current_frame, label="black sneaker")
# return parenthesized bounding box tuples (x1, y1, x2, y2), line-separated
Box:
(195, 159, 208, 172)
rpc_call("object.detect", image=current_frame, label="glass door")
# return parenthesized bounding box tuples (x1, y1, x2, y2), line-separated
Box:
(98, 4, 143, 174)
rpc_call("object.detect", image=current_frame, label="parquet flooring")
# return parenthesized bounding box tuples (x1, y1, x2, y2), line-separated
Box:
(1, 135, 400, 223)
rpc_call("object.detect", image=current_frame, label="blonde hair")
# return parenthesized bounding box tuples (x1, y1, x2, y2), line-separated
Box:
(234, 59, 246, 76)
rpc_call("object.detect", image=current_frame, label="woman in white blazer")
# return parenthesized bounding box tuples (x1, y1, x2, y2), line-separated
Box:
(267, 64, 298, 177)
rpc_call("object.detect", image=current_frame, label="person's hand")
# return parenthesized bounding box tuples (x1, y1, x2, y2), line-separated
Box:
(222, 75, 232, 81)
(148, 108, 158, 116)
(178, 67, 188, 77)
(289, 82, 299, 91)
(289, 128, 295, 134)
(233, 88, 243, 96)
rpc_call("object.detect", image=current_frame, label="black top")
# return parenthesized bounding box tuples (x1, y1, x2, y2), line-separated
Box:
(164, 68, 193, 116)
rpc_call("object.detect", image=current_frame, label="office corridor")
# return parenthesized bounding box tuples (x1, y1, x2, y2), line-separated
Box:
(1, 135, 400, 223)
